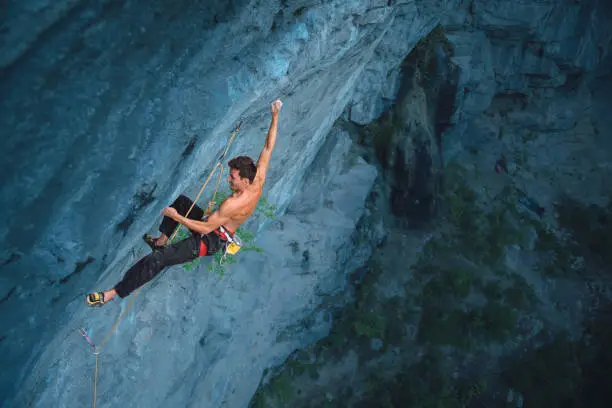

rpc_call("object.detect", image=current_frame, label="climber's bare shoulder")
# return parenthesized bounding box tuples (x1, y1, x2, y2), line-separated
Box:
(221, 183, 263, 232)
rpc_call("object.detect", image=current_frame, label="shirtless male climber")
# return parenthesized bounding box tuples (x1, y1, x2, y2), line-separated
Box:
(86, 98, 283, 306)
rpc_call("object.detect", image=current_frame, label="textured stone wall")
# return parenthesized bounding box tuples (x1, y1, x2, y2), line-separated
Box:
(0, 0, 610, 406)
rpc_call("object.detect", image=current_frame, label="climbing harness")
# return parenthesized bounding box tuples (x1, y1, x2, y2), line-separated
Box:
(221, 226, 243, 255)
(217, 225, 243, 265)
(80, 121, 242, 408)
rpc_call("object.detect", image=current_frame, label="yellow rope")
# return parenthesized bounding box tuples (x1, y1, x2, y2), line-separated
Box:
(207, 161, 226, 215)
(168, 162, 221, 242)
(88, 121, 241, 408)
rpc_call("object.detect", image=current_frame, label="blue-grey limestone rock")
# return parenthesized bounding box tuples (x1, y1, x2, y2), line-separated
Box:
(1, 0, 611, 406)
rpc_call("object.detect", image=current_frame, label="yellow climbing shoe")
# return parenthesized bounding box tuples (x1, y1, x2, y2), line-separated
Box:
(86, 292, 105, 307)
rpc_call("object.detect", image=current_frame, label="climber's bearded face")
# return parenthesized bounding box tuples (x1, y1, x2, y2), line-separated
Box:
(227, 168, 249, 192)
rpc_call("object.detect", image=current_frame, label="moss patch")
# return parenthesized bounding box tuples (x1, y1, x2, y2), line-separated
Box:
(417, 300, 517, 349)
(355, 351, 487, 408)
(439, 162, 525, 267)
(555, 197, 612, 266)
(411, 163, 540, 349)
(501, 316, 612, 408)
(530, 197, 612, 278)
(250, 371, 294, 408)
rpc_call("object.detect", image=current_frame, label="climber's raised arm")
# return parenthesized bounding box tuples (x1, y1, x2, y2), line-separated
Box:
(255, 99, 283, 184)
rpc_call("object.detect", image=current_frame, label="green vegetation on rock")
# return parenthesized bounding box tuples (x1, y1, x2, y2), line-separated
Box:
(173, 191, 277, 276)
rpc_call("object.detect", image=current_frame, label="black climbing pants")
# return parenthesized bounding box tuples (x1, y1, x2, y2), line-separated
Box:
(113, 195, 226, 298)
(114, 234, 200, 298)
(159, 194, 205, 237)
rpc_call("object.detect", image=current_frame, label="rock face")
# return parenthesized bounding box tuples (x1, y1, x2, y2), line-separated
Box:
(0, 1, 418, 407)
(1, 0, 611, 407)
(247, 0, 612, 407)
(13, 124, 376, 408)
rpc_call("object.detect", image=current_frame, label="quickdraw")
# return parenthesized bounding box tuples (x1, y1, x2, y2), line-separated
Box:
(79, 328, 98, 354)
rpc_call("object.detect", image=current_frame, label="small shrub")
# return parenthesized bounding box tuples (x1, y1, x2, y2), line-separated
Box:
(251, 371, 294, 407)
(479, 301, 517, 342)
(422, 267, 477, 300)
(483, 281, 503, 301)
(503, 274, 537, 309)
(417, 303, 471, 349)
(555, 197, 612, 266)
(353, 311, 386, 340)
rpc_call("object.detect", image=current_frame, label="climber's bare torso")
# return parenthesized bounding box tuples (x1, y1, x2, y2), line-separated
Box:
(220, 173, 264, 233)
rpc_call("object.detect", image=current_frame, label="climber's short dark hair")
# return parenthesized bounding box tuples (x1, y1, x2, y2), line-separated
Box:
(228, 156, 257, 183)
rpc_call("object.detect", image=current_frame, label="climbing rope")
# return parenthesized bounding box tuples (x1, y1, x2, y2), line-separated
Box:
(81, 121, 242, 408)
(170, 119, 242, 238)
